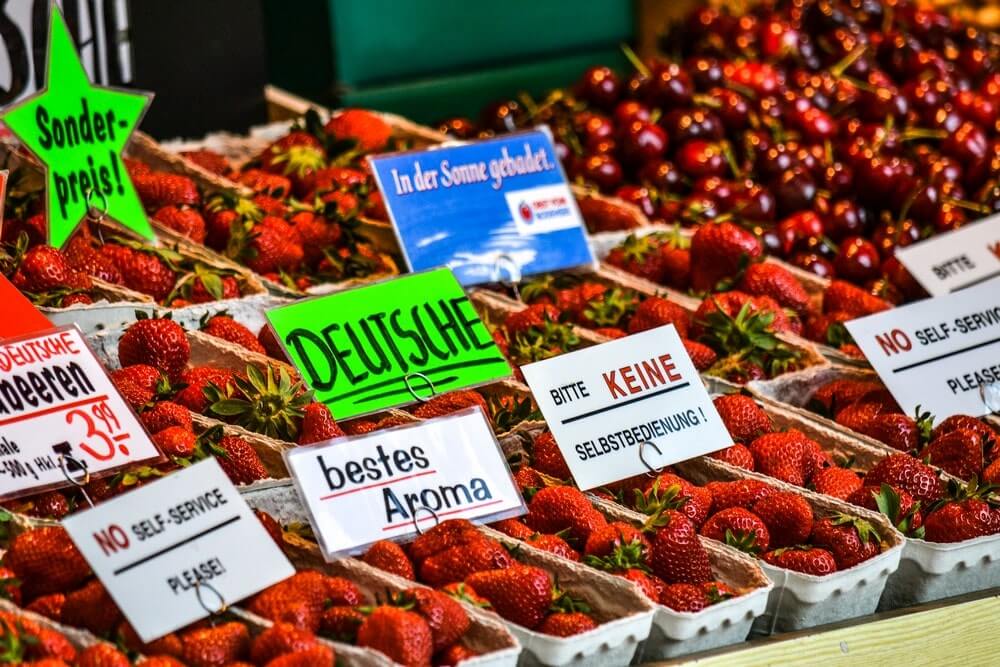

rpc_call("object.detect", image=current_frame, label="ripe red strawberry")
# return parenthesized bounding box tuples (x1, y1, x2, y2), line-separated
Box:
(920, 428, 985, 480)
(606, 233, 674, 283)
(752, 491, 814, 548)
(140, 401, 192, 434)
(932, 416, 998, 455)
(59, 580, 121, 636)
(324, 109, 392, 152)
(647, 509, 713, 584)
(636, 472, 714, 527)
(255, 509, 284, 548)
(258, 325, 288, 360)
(513, 466, 545, 493)
(188, 274, 241, 304)
(465, 565, 553, 629)
(397, 587, 469, 652)
(153, 205, 207, 243)
(505, 303, 562, 336)
(4, 527, 91, 599)
(811, 466, 864, 500)
(682, 338, 718, 370)
(110, 364, 166, 410)
(440, 582, 492, 609)
(626, 296, 691, 337)
(703, 580, 736, 603)
(532, 431, 571, 479)
(525, 486, 608, 543)
(201, 315, 266, 354)
(0, 567, 21, 606)
(410, 390, 490, 422)
(244, 217, 304, 274)
(12, 245, 87, 292)
(181, 149, 232, 175)
(847, 483, 923, 535)
(179, 621, 250, 667)
(409, 519, 481, 564)
(24, 490, 70, 520)
(865, 453, 945, 506)
(689, 221, 763, 292)
(809, 379, 885, 416)
(173, 366, 237, 413)
(437, 644, 480, 666)
(419, 536, 512, 587)
(834, 401, 884, 435)
(712, 394, 773, 443)
(692, 290, 798, 337)
(984, 459, 1000, 485)
(810, 514, 882, 569)
(361, 540, 414, 580)
(762, 546, 837, 575)
(76, 644, 130, 667)
(153, 425, 197, 458)
(357, 606, 432, 666)
(749, 430, 819, 487)
(491, 518, 535, 540)
(249, 623, 316, 664)
(709, 444, 755, 470)
(118, 318, 191, 382)
(25, 592, 65, 621)
(237, 169, 293, 198)
(700, 507, 770, 553)
(538, 611, 598, 636)
(706, 479, 776, 511)
(866, 412, 921, 452)
(214, 434, 267, 485)
(822, 280, 890, 317)
(659, 583, 710, 612)
(583, 521, 651, 560)
(526, 533, 580, 561)
(738, 262, 809, 313)
(134, 171, 200, 208)
(924, 497, 1000, 543)
(320, 606, 364, 642)
(297, 403, 345, 445)
(264, 644, 335, 667)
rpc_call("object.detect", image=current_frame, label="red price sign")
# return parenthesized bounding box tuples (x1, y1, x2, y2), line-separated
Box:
(0, 325, 161, 499)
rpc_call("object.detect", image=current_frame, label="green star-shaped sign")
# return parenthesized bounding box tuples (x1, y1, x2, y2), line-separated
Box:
(1, 5, 153, 248)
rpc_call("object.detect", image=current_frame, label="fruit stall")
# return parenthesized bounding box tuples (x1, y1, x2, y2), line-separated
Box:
(0, 0, 999, 666)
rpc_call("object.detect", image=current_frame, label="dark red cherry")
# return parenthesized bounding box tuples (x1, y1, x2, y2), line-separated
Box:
(644, 63, 694, 109)
(661, 108, 724, 144)
(437, 117, 479, 139)
(637, 160, 682, 193)
(834, 236, 881, 283)
(823, 162, 854, 197)
(791, 252, 835, 279)
(574, 111, 615, 144)
(614, 185, 657, 219)
(579, 154, 623, 192)
(771, 168, 817, 217)
(479, 99, 524, 133)
(710, 88, 752, 131)
(684, 56, 724, 90)
(620, 121, 668, 163)
(585, 137, 617, 156)
(692, 177, 738, 209)
(613, 101, 651, 126)
(882, 256, 926, 301)
(675, 140, 728, 179)
(776, 210, 824, 255)
(872, 218, 921, 258)
(725, 61, 784, 97)
(934, 203, 967, 233)
(577, 66, 621, 109)
(732, 182, 776, 222)
(678, 194, 721, 226)
(823, 200, 867, 241)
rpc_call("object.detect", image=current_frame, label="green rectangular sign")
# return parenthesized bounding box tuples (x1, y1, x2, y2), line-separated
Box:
(265, 268, 512, 419)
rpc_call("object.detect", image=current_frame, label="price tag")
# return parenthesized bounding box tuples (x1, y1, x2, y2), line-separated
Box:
(284, 407, 524, 557)
(0, 6, 153, 248)
(520, 325, 732, 490)
(845, 277, 1000, 419)
(895, 214, 1000, 296)
(62, 458, 294, 642)
(369, 129, 595, 285)
(265, 268, 511, 420)
(0, 325, 161, 499)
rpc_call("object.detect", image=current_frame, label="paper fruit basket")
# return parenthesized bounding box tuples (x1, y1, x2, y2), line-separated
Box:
(240, 480, 657, 667)
(748, 366, 1000, 609)
(674, 456, 903, 633)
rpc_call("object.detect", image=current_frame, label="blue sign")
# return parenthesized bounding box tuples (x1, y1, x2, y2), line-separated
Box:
(369, 130, 595, 285)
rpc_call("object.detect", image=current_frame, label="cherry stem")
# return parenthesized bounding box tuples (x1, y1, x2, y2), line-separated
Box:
(901, 128, 948, 141)
(620, 43, 650, 78)
(942, 197, 990, 214)
(830, 45, 868, 79)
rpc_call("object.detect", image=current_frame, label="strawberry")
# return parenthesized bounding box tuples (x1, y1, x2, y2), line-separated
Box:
(255, 509, 285, 548)
(361, 540, 414, 580)
(110, 364, 167, 410)
(324, 109, 392, 152)
(260, 132, 327, 195)
(920, 428, 985, 479)
(289, 211, 341, 263)
(847, 483, 924, 536)
(200, 315, 266, 354)
(865, 453, 945, 506)
(682, 339, 718, 370)
(932, 416, 998, 455)
(357, 606, 432, 667)
(410, 390, 490, 422)
(249, 623, 316, 664)
(245, 217, 305, 274)
(179, 622, 250, 667)
(180, 149, 232, 175)
(606, 233, 673, 283)
(504, 303, 562, 336)
(532, 431, 571, 479)
(866, 412, 921, 452)
(811, 466, 864, 500)
(647, 509, 713, 584)
(133, 171, 200, 208)
(706, 479, 776, 511)
(440, 582, 492, 608)
(822, 280, 890, 317)
(626, 296, 691, 337)
(152, 426, 197, 458)
(75, 644, 130, 667)
(751, 491, 813, 548)
(635, 472, 714, 527)
(237, 170, 293, 198)
(465, 565, 553, 629)
(703, 580, 736, 603)
(834, 402, 884, 435)
(809, 379, 885, 416)
(264, 645, 335, 667)
(693, 290, 798, 338)
(526, 486, 608, 543)
(59, 579, 122, 635)
(396, 588, 469, 652)
(709, 443, 756, 470)
(113, 247, 178, 301)
(749, 430, 820, 487)
(618, 568, 666, 601)
(214, 434, 268, 485)
(320, 606, 364, 642)
(985, 458, 1000, 485)
(762, 546, 837, 575)
(173, 366, 236, 413)
(12, 245, 87, 292)
(491, 518, 535, 540)
(583, 521, 651, 561)
(437, 644, 480, 666)
(419, 537, 512, 587)
(659, 583, 710, 612)
(712, 394, 773, 443)
(810, 514, 882, 569)
(297, 403, 345, 445)
(153, 205, 207, 243)
(187, 273, 241, 304)
(700, 507, 770, 553)
(526, 533, 580, 561)
(140, 401, 192, 434)
(924, 497, 1000, 543)
(538, 611, 598, 636)
(409, 520, 481, 564)
(4, 527, 91, 599)
(513, 466, 545, 494)
(689, 221, 762, 292)
(258, 325, 288, 360)
(738, 262, 810, 313)
(24, 490, 71, 520)
(141, 657, 188, 667)
(118, 318, 191, 382)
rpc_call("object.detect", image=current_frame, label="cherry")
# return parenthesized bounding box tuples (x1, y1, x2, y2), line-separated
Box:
(574, 111, 615, 144)
(577, 66, 621, 109)
(757, 144, 799, 180)
(823, 199, 867, 240)
(904, 182, 941, 223)
(678, 194, 721, 226)
(759, 226, 784, 256)
(684, 56, 724, 90)
(834, 236, 881, 283)
(613, 101, 651, 126)
(675, 140, 728, 179)
(787, 102, 837, 142)
(638, 160, 682, 193)
(882, 256, 926, 300)
(620, 121, 668, 163)
(710, 88, 751, 131)
(924, 105, 964, 134)
(661, 108, 724, 144)
(934, 203, 967, 233)
(872, 218, 921, 258)
(644, 62, 694, 109)
(759, 17, 800, 60)
(585, 137, 617, 156)
(791, 252, 835, 279)
(437, 117, 478, 139)
(479, 100, 524, 133)
(771, 168, 817, 217)
(578, 154, 623, 192)
(725, 61, 784, 97)
(823, 162, 854, 197)
(979, 181, 1000, 215)
(732, 182, 776, 222)
(614, 185, 656, 219)
(902, 79, 953, 117)
(776, 210, 824, 255)
(692, 177, 738, 209)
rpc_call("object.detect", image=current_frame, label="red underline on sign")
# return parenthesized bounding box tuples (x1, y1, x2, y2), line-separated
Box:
(382, 499, 507, 531)
(0, 394, 108, 427)
(319, 469, 439, 500)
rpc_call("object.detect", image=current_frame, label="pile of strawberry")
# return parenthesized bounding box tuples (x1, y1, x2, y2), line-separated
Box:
(129, 109, 401, 290)
(0, 608, 143, 667)
(0, 234, 102, 309)
(811, 378, 1000, 482)
(245, 568, 479, 667)
(509, 273, 802, 382)
(483, 302, 584, 373)
(357, 519, 604, 638)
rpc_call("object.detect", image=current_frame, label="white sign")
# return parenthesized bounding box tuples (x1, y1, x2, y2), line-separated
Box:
(845, 277, 1000, 419)
(896, 215, 1000, 296)
(63, 459, 294, 642)
(0, 325, 161, 500)
(284, 407, 524, 557)
(520, 325, 732, 490)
